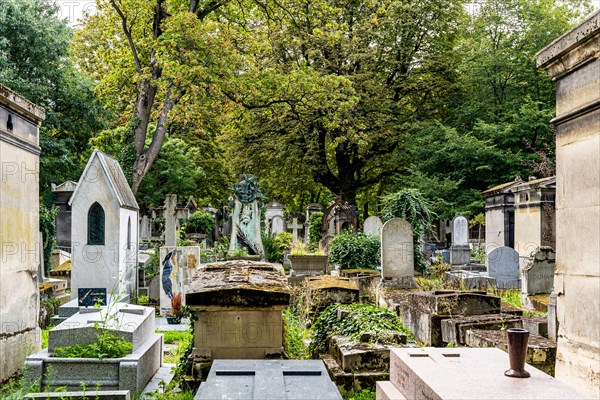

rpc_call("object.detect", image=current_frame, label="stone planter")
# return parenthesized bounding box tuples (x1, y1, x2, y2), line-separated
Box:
(288, 255, 329, 276)
(226, 254, 262, 261)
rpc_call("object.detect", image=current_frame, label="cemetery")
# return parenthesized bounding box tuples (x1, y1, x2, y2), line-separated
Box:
(0, 2, 599, 400)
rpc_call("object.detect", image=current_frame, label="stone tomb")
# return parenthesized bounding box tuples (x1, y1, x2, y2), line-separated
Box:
(195, 360, 342, 400)
(185, 260, 290, 359)
(444, 270, 497, 290)
(487, 246, 520, 288)
(26, 304, 162, 395)
(450, 216, 470, 265)
(159, 246, 200, 316)
(304, 276, 359, 322)
(521, 246, 555, 296)
(398, 290, 501, 346)
(376, 347, 588, 400)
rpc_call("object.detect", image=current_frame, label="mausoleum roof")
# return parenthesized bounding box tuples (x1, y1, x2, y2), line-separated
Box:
(69, 149, 139, 210)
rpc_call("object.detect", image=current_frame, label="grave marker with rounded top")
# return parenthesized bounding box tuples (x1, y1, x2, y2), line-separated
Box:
(363, 215, 383, 236)
(487, 246, 520, 288)
(451, 215, 471, 265)
(380, 218, 414, 278)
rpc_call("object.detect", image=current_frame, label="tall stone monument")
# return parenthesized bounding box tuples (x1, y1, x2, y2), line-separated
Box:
(380, 218, 416, 288)
(450, 216, 470, 265)
(228, 174, 265, 258)
(0, 84, 45, 382)
(537, 10, 600, 396)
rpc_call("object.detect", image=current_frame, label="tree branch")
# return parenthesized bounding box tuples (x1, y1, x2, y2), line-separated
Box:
(109, 0, 142, 73)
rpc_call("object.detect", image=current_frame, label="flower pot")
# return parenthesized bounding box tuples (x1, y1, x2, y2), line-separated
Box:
(504, 328, 530, 378)
(166, 315, 181, 324)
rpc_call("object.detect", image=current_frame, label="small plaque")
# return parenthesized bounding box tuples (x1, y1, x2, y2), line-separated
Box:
(78, 288, 107, 307)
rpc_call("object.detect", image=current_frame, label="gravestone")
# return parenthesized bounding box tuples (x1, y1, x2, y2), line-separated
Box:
(159, 246, 200, 316)
(487, 246, 520, 288)
(380, 218, 414, 279)
(521, 247, 555, 295)
(228, 174, 265, 258)
(289, 217, 303, 243)
(271, 215, 285, 235)
(164, 194, 192, 247)
(451, 216, 470, 265)
(363, 216, 383, 236)
(140, 215, 151, 239)
(265, 201, 285, 235)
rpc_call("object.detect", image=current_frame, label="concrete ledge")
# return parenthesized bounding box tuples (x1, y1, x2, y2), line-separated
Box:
(25, 391, 130, 399)
(376, 381, 407, 400)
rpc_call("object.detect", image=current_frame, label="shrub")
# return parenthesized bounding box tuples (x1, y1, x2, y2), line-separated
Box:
(380, 189, 435, 270)
(328, 231, 380, 270)
(262, 232, 293, 263)
(186, 211, 215, 234)
(53, 331, 132, 359)
(309, 303, 411, 355)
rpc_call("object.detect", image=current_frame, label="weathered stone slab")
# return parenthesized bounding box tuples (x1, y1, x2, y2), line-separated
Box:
(441, 314, 523, 344)
(376, 380, 407, 400)
(465, 329, 557, 376)
(364, 216, 383, 236)
(387, 347, 587, 399)
(522, 316, 549, 338)
(381, 219, 414, 279)
(398, 291, 501, 346)
(289, 254, 328, 276)
(487, 246, 520, 288)
(521, 247, 555, 295)
(328, 335, 404, 374)
(444, 270, 497, 290)
(321, 353, 389, 395)
(195, 359, 342, 400)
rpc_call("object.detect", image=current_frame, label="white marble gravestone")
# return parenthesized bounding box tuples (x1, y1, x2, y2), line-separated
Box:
(271, 215, 285, 235)
(487, 246, 520, 288)
(451, 216, 470, 265)
(381, 218, 414, 279)
(364, 216, 383, 237)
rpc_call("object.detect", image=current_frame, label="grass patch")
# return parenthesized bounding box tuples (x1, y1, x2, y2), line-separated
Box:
(343, 389, 376, 400)
(158, 330, 193, 345)
(156, 330, 193, 364)
(283, 307, 310, 359)
(489, 289, 521, 309)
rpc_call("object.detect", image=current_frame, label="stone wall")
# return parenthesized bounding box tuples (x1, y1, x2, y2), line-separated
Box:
(0, 84, 45, 381)
(537, 10, 600, 398)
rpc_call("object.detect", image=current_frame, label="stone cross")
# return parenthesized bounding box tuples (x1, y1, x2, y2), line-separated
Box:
(290, 218, 303, 243)
(164, 194, 191, 247)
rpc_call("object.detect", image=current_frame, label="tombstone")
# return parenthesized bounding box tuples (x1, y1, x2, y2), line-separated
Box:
(159, 246, 200, 316)
(185, 260, 290, 359)
(164, 194, 191, 247)
(228, 174, 265, 258)
(69, 150, 139, 300)
(363, 216, 383, 236)
(265, 201, 285, 235)
(25, 304, 162, 394)
(271, 215, 285, 235)
(451, 216, 470, 265)
(487, 246, 520, 288)
(381, 219, 413, 278)
(289, 217, 303, 243)
(521, 247, 555, 296)
(140, 215, 151, 239)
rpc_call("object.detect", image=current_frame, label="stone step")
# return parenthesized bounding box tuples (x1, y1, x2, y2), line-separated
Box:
(465, 329, 556, 376)
(441, 314, 523, 344)
(376, 381, 407, 400)
(321, 353, 389, 394)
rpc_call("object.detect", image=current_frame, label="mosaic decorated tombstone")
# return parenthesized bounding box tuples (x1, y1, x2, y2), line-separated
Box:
(380, 218, 416, 288)
(451, 216, 470, 265)
(159, 246, 200, 316)
(487, 246, 520, 288)
(229, 174, 265, 259)
(364, 216, 383, 236)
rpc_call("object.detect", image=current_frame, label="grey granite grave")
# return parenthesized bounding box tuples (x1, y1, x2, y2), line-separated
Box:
(194, 360, 342, 400)
(25, 303, 162, 396)
(377, 347, 589, 400)
(450, 216, 470, 265)
(487, 246, 520, 288)
(444, 270, 497, 290)
(521, 247, 555, 295)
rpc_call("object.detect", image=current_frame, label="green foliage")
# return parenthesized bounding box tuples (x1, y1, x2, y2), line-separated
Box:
(381, 189, 435, 239)
(39, 297, 61, 329)
(158, 330, 193, 345)
(344, 389, 376, 400)
(53, 332, 132, 360)
(309, 303, 412, 355)
(283, 307, 310, 360)
(490, 289, 522, 309)
(262, 232, 293, 263)
(157, 329, 193, 364)
(39, 203, 58, 273)
(308, 212, 324, 251)
(144, 245, 161, 279)
(186, 211, 216, 234)
(138, 294, 150, 304)
(328, 231, 380, 270)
